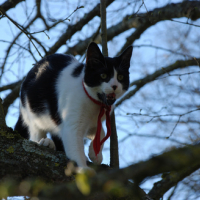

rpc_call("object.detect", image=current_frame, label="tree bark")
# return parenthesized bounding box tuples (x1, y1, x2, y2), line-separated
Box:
(0, 98, 6, 129)
(0, 129, 71, 182)
(110, 111, 119, 168)
(100, 0, 108, 57)
(1, 128, 200, 199)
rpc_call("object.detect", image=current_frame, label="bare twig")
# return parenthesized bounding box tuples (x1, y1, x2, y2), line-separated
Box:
(170, 19, 200, 28)
(30, 6, 84, 38)
(0, 7, 43, 58)
(115, 58, 200, 107)
(0, 15, 37, 82)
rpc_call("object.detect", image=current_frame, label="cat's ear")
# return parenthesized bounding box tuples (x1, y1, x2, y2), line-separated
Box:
(118, 46, 133, 69)
(86, 42, 106, 68)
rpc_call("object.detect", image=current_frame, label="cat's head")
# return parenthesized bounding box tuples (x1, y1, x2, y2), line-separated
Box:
(84, 42, 133, 106)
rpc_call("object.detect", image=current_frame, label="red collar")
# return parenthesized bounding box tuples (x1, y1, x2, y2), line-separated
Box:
(82, 81, 111, 156)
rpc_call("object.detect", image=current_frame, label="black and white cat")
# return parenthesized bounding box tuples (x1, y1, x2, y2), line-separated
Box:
(14, 42, 133, 172)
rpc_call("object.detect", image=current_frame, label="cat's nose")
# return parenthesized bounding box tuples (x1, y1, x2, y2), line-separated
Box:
(112, 85, 117, 90)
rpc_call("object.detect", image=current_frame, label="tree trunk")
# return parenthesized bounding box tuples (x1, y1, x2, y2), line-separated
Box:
(0, 98, 6, 129)
(100, 0, 119, 169)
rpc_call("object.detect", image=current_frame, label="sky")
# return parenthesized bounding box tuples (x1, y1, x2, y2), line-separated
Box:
(1, 0, 200, 199)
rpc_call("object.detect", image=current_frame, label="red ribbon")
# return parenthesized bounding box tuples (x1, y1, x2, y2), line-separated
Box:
(82, 82, 111, 156)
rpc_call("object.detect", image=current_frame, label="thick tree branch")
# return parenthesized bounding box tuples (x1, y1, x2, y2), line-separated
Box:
(65, 1, 200, 56)
(0, 129, 72, 182)
(0, 129, 146, 200)
(0, 0, 25, 12)
(148, 163, 200, 200)
(1, 129, 200, 199)
(3, 82, 22, 115)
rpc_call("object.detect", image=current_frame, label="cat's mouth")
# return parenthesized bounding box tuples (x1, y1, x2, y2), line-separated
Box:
(98, 92, 116, 106)
(106, 93, 116, 106)
(106, 93, 116, 100)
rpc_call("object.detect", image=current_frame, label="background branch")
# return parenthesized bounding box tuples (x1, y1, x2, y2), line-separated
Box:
(116, 58, 200, 107)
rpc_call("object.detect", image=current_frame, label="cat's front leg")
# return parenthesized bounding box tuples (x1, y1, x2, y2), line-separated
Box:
(88, 128, 105, 165)
(29, 125, 46, 142)
(60, 123, 92, 172)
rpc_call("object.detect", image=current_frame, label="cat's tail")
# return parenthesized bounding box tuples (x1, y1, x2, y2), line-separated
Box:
(14, 113, 29, 139)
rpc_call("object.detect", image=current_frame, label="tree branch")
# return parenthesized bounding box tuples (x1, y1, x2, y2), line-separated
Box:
(116, 58, 200, 107)
(2, 82, 22, 115)
(100, 0, 108, 57)
(1, 129, 200, 199)
(0, 98, 6, 129)
(65, 1, 200, 57)
(100, 0, 119, 169)
(0, 0, 25, 12)
(0, 5, 43, 59)
(47, 0, 114, 55)
(0, 80, 23, 92)
(148, 163, 200, 200)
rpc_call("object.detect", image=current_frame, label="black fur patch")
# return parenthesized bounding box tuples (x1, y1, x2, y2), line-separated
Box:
(20, 54, 74, 125)
(51, 135, 64, 151)
(14, 114, 29, 139)
(72, 63, 84, 77)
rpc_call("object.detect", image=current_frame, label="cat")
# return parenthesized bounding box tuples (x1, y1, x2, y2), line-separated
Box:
(14, 42, 133, 172)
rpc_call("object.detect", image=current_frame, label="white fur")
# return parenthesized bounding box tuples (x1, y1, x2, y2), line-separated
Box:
(39, 138, 56, 150)
(20, 58, 126, 171)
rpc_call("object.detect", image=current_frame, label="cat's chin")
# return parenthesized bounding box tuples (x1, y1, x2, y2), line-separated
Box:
(98, 92, 116, 106)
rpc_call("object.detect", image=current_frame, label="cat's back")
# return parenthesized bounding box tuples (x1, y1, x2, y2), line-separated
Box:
(20, 53, 82, 115)
(26, 54, 75, 81)
(21, 54, 79, 91)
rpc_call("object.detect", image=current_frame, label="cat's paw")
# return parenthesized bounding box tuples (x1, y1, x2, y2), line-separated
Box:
(65, 162, 95, 176)
(88, 144, 103, 165)
(76, 166, 96, 175)
(89, 153, 103, 165)
(38, 138, 56, 150)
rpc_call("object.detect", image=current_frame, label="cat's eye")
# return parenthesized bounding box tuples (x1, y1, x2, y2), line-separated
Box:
(100, 73, 107, 79)
(118, 75, 124, 80)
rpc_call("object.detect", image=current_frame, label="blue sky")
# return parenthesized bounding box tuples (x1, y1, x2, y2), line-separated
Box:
(1, 0, 200, 199)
